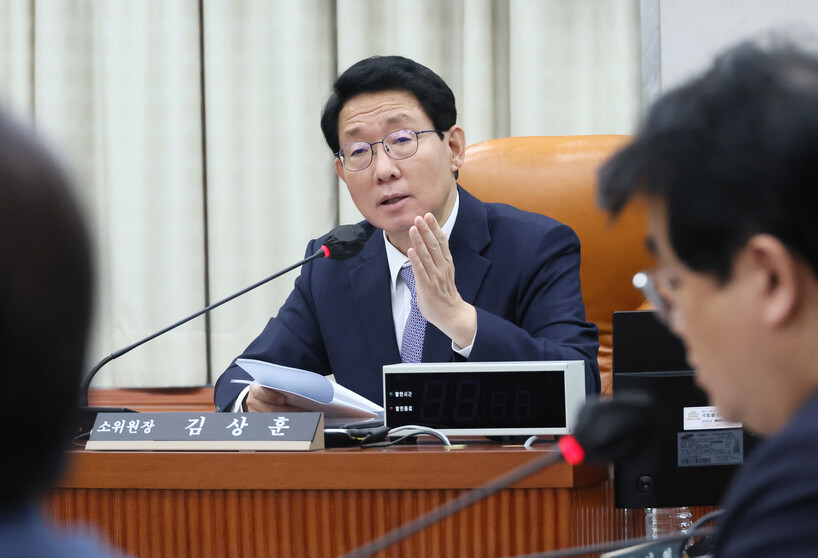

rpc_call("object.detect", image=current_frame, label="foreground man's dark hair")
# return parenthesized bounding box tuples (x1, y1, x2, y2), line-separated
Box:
(599, 41, 818, 282)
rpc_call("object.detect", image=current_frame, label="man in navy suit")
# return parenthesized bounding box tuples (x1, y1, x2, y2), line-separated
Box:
(215, 55, 599, 413)
(599, 42, 818, 556)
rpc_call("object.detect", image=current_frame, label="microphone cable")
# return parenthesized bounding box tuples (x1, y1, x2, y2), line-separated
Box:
(361, 425, 452, 448)
(508, 510, 724, 558)
(509, 528, 718, 558)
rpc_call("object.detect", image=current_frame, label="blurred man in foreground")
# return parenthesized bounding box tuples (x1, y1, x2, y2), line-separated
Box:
(599, 41, 818, 557)
(0, 108, 125, 557)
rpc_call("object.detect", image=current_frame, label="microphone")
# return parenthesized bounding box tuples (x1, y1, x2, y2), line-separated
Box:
(318, 223, 368, 260)
(558, 389, 657, 465)
(340, 390, 658, 558)
(75, 224, 367, 434)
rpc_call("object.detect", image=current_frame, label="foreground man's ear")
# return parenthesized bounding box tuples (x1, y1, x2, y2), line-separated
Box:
(744, 234, 801, 327)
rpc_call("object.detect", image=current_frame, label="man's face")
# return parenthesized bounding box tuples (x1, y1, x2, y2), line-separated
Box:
(334, 89, 464, 252)
(645, 198, 770, 432)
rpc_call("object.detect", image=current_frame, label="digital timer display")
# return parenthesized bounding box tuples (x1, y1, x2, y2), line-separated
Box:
(384, 370, 567, 430)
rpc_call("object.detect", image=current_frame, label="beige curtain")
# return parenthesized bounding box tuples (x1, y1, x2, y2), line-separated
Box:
(0, 0, 640, 388)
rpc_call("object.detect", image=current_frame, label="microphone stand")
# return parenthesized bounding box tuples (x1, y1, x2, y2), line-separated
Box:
(341, 392, 660, 558)
(343, 447, 718, 558)
(74, 249, 325, 435)
(341, 449, 566, 558)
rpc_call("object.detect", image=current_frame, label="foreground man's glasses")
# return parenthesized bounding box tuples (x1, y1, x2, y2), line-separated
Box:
(633, 270, 675, 324)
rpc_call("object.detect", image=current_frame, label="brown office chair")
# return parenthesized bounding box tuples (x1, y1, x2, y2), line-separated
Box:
(458, 135, 652, 395)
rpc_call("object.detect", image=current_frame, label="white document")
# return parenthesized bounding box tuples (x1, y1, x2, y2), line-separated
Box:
(232, 358, 383, 427)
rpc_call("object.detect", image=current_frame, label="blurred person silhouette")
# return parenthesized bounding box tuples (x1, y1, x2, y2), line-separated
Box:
(0, 107, 127, 557)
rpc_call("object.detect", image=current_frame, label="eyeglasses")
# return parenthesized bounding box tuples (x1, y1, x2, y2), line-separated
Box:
(335, 129, 441, 171)
(632, 270, 680, 324)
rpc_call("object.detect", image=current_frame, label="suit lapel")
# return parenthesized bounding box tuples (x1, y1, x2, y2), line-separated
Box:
(350, 232, 402, 366)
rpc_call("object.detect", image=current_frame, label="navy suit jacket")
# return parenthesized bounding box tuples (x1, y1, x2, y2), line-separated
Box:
(714, 390, 818, 557)
(215, 186, 599, 411)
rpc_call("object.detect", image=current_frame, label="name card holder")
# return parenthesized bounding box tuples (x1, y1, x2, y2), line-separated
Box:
(86, 412, 324, 451)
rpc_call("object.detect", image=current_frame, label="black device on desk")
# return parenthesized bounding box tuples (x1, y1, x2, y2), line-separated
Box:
(382, 361, 587, 436)
(612, 310, 759, 508)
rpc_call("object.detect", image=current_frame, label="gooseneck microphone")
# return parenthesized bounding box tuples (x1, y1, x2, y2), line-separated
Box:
(341, 390, 658, 558)
(317, 223, 368, 260)
(75, 224, 367, 432)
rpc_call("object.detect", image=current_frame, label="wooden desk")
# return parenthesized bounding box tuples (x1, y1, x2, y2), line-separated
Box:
(48, 443, 626, 558)
(48, 388, 634, 556)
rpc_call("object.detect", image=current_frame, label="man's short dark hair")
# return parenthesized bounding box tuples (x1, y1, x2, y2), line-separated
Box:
(0, 109, 93, 508)
(598, 41, 818, 282)
(320, 55, 457, 154)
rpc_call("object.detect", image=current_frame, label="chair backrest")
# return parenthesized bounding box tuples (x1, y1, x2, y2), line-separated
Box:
(458, 135, 651, 395)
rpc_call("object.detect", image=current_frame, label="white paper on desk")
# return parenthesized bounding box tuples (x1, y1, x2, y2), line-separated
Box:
(232, 358, 383, 427)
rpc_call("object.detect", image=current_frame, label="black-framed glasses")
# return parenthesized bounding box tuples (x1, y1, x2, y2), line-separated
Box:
(335, 129, 441, 171)
(632, 270, 679, 324)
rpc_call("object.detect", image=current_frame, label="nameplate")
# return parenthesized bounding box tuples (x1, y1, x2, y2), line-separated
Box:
(86, 412, 324, 451)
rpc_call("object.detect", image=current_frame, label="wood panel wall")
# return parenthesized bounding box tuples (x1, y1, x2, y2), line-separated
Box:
(48, 484, 631, 558)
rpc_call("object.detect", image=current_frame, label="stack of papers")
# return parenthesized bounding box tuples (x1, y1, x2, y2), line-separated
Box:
(232, 358, 383, 427)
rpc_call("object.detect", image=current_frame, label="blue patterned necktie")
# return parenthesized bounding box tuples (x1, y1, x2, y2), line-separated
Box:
(399, 266, 426, 363)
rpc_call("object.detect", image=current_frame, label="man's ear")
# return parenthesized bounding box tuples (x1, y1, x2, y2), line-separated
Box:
(334, 158, 346, 183)
(447, 125, 466, 173)
(746, 234, 800, 327)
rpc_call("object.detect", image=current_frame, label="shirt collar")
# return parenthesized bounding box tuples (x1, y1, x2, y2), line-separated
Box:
(384, 191, 460, 290)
